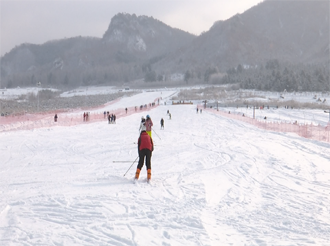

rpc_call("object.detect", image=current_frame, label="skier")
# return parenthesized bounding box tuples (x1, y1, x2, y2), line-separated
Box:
(145, 115, 153, 137)
(139, 116, 146, 133)
(54, 114, 58, 122)
(160, 118, 164, 129)
(135, 125, 154, 181)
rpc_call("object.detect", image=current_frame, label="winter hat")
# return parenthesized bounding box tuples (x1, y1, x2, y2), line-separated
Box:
(146, 115, 150, 119)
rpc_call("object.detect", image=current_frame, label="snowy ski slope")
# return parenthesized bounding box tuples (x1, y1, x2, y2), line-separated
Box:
(1, 90, 330, 245)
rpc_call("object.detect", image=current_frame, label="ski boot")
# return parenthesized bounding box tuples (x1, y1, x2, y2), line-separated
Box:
(147, 169, 151, 182)
(135, 168, 141, 180)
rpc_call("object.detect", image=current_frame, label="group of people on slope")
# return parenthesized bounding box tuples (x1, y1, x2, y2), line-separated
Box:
(108, 113, 116, 124)
(134, 113, 166, 182)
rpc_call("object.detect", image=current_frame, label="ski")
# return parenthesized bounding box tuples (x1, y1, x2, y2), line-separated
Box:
(133, 178, 151, 184)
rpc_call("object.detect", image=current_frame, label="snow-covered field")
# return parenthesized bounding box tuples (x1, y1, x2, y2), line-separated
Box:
(225, 106, 330, 126)
(0, 87, 57, 100)
(1, 89, 330, 245)
(60, 86, 120, 98)
(233, 90, 330, 106)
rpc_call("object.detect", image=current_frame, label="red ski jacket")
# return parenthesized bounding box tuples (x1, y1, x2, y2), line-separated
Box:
(138, 132, 154, 151)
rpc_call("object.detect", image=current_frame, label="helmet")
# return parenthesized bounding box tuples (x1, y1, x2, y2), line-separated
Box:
(141, 116, 145, 120)
(146, 115, 150, 119)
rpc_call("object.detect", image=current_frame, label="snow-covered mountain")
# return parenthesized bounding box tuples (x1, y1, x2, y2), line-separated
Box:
(0, 14, 195, 87)
(103, 13, 194, 55)
(0, 1, 328, 89)
(157, 0, 329, 72)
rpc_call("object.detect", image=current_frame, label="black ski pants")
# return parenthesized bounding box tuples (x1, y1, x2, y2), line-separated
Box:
(137, 149, 152, 170)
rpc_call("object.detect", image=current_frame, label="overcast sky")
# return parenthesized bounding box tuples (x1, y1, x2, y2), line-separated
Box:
(0, 0, 262, 57)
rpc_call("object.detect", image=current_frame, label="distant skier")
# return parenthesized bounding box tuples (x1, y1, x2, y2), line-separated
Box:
(135, 125, 154, 182)
(145, 115, 153, 137)
(54, 114, 58, 122)
(160, 118, 164, 129)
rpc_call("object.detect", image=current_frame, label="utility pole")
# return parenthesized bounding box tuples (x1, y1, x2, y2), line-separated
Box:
(324, 110, 330, 123)
(37, 81, 41, 112)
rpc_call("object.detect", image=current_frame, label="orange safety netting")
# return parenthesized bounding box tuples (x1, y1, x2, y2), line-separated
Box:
(205, 107, 330, 143)
(0, 98, 160, 132)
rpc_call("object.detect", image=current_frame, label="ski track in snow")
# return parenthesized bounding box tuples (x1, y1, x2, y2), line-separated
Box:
(1, 91, 330, 246)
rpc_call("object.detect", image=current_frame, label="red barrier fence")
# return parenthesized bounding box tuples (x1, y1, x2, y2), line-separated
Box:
(0, 98, 160, 132)
(205, 107, 330, 143)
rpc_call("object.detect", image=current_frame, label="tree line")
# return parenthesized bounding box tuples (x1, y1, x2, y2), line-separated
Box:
(2, 56, 329, 92)
(191, 59, 329, 92)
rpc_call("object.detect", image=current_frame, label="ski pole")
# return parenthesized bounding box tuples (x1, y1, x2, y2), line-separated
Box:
(113, 161, 135, 163)
(123, 156, 139, 177)
(152, 129, 161, 140)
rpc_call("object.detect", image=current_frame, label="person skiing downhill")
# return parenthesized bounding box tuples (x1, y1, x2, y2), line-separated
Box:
(139, 116, 146, 133)
(135, 125, 154, 181)
(160, 118, 164, 129)
(145, 115, 153, 137)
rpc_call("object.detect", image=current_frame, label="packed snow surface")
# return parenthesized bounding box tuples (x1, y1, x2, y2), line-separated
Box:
(60, 86, 119, 97)
(1, 90, 330, 245)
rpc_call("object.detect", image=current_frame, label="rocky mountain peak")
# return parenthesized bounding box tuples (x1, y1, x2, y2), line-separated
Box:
(102, 13, 158, 52)
(0, 12, 195, 87)
(102, 13, 195, 56)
